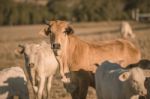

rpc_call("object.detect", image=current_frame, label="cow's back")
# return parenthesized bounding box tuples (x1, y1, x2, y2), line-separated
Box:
(90, 39, 140, 67)
(0, 66, 28, 99)
(0, 66, 26, 82)
(68, 38, 141, 73)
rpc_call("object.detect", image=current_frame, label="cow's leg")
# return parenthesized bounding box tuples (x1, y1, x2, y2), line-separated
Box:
(69, 76, 88, 99)
(79, 80, 89, 99)
(70, 85, 80, 99)
(37, 77, 45, 99)
(57, 57, 70, 83)
(63, 56, 70, 78)
(95, 84, 103, 99)
(123, 32, 128, 38)
(60, 61, 68, 82)
(30, 69, 38, 93)
(57, 57, 65, 79)
(8, 96, 14, 99)
(70, 82, 88, 99)
(69, 71, 92, 99)
(46, 76, 53, 99)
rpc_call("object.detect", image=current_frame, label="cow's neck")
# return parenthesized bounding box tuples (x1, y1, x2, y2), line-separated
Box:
(66, 35, 90, 66)
(68, 35, 85, 54)
(65, 35, 77, 63)
(59, 34, 69, 60)
(65, 35, 119, 72)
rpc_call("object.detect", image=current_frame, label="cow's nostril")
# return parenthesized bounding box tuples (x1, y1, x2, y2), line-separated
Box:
(29, 63, 34, 68)
(52, 43, 60, 49)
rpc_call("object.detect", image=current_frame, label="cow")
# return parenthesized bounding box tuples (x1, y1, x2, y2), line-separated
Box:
(16, 41, 58, 99)
(127, 59, 150, 99)
(120, 21, 135, 39)
(95, 61, 148, 99)
(39, 20, 141, 99)
(0, 66, 29, 99)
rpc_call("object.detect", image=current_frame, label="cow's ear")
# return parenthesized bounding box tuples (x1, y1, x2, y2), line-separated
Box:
(14, 44, 25, 56)
(38, 27, 50, 37)
(39, 20, 52, 36)
(65, 26, 74, 35)
(18, 44, 25, 54)
(119, 71, 130, 82)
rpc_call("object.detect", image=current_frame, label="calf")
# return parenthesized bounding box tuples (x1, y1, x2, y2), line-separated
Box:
(95, 61, 147, 99)
(0, 66, 28, 99)
(17, 41, 58, 99)
(120, 21, 135, 39)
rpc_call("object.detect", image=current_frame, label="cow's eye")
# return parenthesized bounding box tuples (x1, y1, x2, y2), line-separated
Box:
(63, 30, 67, 34)
(64, 28, 70, 34)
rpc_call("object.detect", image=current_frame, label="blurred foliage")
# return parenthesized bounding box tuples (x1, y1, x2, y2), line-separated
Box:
(0, 0, 50, 25)
(0, 0, 149, 25)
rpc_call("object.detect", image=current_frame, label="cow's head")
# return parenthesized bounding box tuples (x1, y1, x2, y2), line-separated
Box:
(15, 43, 39, 68)
(119, 67, 147, 96)
(39, 20, 74, 56)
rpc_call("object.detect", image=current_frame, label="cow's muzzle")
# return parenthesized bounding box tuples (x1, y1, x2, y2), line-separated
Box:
(29, 63, 34, 68)
(51, 43, 61, 49)
(139, 90, 147, 96)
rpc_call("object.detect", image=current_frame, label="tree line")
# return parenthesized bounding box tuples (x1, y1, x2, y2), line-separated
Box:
(0, 0, 149, 25)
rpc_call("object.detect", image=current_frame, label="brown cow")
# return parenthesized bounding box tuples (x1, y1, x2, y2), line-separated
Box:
(39, 20, 141, 99)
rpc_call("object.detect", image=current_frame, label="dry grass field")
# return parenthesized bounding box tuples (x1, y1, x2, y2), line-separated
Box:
(0, 21, 150, 99)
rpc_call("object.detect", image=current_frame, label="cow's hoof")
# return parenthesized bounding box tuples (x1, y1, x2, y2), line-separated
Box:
(61, 77, 71, 83)
(33, 86, 38, 93)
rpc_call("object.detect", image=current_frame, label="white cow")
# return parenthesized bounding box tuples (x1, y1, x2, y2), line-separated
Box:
(128, 59, 150, 99)
(0, 66, 28, 99)
(17, 41, 58, 99)
(120, 21, 135, 39)
(95, 61, 147, 99)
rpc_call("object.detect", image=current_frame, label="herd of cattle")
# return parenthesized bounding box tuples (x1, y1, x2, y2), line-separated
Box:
(0, 20, 150, 99)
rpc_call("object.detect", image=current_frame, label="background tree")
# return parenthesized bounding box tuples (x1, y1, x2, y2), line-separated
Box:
(0, 0, 149, 25)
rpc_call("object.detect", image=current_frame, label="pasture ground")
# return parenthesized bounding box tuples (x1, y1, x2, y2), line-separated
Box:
(0, 21, 150, 99)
